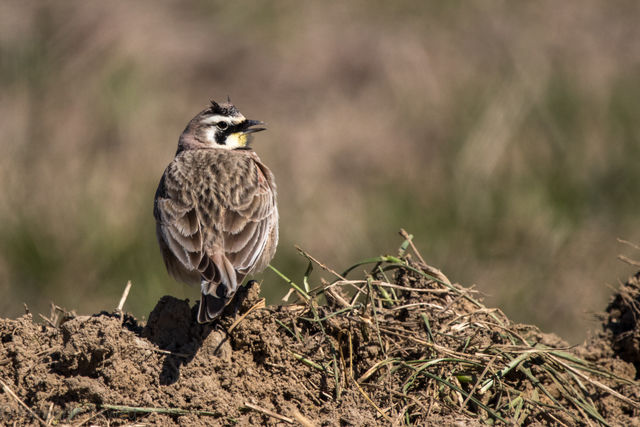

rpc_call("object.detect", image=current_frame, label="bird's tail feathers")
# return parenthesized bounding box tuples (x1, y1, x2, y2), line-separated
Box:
(198, 290, 231, 323)
(197, 253, 240, 323)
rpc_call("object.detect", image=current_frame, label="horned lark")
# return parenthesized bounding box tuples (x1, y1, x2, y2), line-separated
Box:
(154, 100, 278, 323)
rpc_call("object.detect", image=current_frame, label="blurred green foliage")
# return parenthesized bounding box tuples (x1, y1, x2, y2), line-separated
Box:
(0, 1, 639, 343)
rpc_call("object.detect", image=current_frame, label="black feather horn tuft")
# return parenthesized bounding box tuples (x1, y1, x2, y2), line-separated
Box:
(205, 98, 239, 116)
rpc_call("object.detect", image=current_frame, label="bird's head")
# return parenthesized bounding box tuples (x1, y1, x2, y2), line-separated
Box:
(178, 99, 266, 152)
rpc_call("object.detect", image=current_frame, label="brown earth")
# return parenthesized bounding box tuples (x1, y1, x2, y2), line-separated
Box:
(1, 252, 639, 426)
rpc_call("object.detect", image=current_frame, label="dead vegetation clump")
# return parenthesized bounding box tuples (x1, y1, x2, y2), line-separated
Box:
(279, 232, 640, 425)
(0, 232, 639, 425)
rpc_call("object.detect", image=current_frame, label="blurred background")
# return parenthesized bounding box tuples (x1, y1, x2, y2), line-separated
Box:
(1, 1, 639, 343)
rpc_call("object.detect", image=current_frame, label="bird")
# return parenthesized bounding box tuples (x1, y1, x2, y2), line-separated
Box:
(154, 99, 278, 323)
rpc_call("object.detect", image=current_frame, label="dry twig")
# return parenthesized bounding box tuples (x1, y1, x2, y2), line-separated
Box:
(243, 402, 294, 424)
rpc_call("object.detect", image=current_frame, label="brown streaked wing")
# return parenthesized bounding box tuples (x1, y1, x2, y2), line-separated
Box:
(155, 223, 201, 286)
(222, 163, 277, 275)
(154, 163, 207, 282)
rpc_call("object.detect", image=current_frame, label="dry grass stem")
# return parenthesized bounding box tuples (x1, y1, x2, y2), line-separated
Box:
(117, 280, 132, 312)
(243, 402, 294, 424)
(291, 408, 316, 427)
(228, 298, 266, 333)
(617, 238, 640, 251)
(102, 404, 219, 417)
(618, 255, 640, 267)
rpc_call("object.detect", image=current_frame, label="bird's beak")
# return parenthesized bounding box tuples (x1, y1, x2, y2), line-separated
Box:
(242, 120, 267, 135)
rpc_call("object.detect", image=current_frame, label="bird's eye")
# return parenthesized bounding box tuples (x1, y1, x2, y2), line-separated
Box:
(216, 122, 228, 130)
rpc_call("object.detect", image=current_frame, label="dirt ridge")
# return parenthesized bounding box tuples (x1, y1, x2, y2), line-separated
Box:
(1, 256, 639, 425)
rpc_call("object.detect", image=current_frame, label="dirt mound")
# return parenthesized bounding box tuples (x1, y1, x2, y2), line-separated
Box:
(598, 271, 640, 376)
(1, 239, 639, 425)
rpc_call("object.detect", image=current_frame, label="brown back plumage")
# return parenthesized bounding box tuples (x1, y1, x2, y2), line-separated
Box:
(154, 102, 278, 322)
